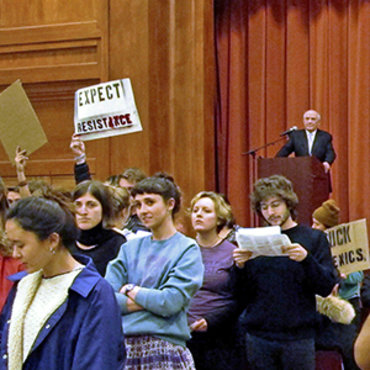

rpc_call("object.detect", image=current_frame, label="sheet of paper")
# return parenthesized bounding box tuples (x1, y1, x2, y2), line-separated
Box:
(236, 226, 291, 258)
(0, 80, 47, 164)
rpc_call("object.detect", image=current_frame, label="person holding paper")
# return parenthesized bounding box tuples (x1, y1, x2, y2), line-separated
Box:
(186, 191, 243, 370)
(233, 174, 337, 370)
(313, 199, 364, 370)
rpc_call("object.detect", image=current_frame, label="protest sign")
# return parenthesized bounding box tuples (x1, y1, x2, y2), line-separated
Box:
(326, 219, 370, 274)
(74, 79, 142, 141)
(0, 80, 47, 164)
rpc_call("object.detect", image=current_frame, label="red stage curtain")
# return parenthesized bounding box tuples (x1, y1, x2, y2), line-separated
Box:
(215, 0, 369, 227)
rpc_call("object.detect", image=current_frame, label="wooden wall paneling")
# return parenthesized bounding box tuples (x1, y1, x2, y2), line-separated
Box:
(108, 0, 151, 176)
(0, 0, 111, 189)
(0, 0, 105, 26)
(0, 0, 216, 215)
(108, 0, 215, 233)
(172, 0, 216, 197)
(146, 1, 172, 174)
(148, 0, 215, 231)
(109, 0, 215, 204)
(0, 22, 102, 85)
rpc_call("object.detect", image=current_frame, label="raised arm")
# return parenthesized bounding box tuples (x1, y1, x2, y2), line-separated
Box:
(70, 134, 91, 183)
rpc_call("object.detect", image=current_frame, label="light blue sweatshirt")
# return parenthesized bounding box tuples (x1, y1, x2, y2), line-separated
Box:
(105, 232, 204, 346)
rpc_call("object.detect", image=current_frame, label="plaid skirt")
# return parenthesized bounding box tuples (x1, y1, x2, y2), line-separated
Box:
(124, 335, 196, 370)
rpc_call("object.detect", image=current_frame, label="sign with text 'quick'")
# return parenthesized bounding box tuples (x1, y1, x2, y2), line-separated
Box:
(74, 79, 142, 141)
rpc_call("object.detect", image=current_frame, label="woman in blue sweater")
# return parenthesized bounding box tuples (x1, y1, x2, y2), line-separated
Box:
(105, 173, 204, 369)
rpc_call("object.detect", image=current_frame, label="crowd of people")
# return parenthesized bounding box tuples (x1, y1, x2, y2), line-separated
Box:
(0, 132, 367, 370)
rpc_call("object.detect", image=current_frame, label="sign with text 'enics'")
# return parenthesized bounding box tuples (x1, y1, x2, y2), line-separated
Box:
(326, 219, 369, 274)
(74, 79, 142, 141)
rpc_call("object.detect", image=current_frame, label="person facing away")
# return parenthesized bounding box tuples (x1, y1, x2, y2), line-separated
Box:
(233, 174, 338, 370)
(276, 109, 336, 174)
(0, 196, 125, 369)
(313, 199, 364, 370)
(105, 173, 204, 369)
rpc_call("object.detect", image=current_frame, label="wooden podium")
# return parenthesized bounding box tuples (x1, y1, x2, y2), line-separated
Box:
(257, 157, 329, 226)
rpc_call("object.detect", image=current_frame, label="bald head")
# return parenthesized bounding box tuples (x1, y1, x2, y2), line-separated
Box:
(303, 110, 321, 132)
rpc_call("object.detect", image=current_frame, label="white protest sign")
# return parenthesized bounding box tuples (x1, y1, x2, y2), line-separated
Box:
(74, 79, 142, 141)
(326, 219, 370, 274)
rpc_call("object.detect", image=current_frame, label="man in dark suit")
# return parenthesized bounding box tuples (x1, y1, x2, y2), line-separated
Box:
(276, 110, 336, 174)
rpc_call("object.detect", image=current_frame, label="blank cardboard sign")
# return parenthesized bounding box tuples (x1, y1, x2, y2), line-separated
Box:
(0, 80, 47, 164)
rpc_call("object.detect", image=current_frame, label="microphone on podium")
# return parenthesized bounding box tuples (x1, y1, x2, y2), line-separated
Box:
(280, 126, 298, 137)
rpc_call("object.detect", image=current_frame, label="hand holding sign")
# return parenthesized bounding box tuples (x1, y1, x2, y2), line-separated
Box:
(70, 134, 85, 156)
(70, 134, 87, 165)
(14, 146, 31, 197)
(15, 146, 28, 174)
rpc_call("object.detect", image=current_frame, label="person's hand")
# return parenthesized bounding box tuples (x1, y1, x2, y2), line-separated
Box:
(189, 318, 208, 332)
(282, 243, 307, 262)
(120, 284, 143, 312)
(120, 284, 142, 302)
(331, 283, 339, 296)
(70, 134, 86, 164)
(323, 162, 331, 173)
(233, 248, 253, 268)
(15, 146, 28, 174)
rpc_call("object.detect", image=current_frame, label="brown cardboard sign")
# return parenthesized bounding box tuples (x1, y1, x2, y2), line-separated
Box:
(326, 219, 370, 274)
(0, 80, 47, 164)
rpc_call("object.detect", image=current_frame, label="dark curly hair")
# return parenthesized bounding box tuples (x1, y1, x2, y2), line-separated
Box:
(250, 175, 298, 220)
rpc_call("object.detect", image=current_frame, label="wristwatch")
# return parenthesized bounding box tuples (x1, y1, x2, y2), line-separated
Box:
(123, 284, 136, 296)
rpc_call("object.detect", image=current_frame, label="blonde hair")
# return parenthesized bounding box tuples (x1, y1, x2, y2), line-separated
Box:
(190, 191, 234, 232)
(105, 186, 130, 228)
